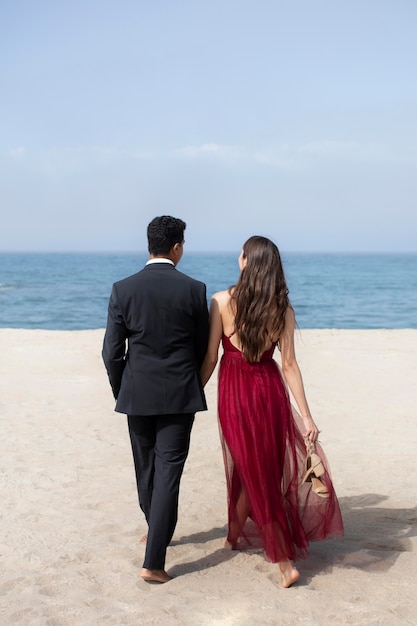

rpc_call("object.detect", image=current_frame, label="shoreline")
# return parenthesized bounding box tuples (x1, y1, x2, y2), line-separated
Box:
(1, 329, 416, 625)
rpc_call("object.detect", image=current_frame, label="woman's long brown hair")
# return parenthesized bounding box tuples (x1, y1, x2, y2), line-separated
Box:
(230, 236, 290, 362)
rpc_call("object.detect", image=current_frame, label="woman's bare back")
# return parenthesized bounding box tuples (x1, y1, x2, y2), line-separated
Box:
(214, 289, 279, 355)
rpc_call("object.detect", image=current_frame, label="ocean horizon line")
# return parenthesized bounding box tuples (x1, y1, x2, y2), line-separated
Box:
(1, 249, 417, 256)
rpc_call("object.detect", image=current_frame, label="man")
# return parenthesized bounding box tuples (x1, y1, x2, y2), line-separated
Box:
(102, 216, 209, 583)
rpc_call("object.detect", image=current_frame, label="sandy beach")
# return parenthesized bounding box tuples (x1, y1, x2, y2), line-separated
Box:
(0, 328, 416, 625)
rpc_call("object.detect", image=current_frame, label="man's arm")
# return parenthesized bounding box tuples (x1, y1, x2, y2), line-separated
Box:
(102, 284, 127, 399)
(200, 295, 222, 386)
(194, 283, 209, 369)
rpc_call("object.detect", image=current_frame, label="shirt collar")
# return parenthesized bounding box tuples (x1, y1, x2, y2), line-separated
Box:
(146, 258, 174, 266)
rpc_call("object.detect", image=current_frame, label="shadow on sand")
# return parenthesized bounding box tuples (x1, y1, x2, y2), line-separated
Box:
(168, 494, 417, 580)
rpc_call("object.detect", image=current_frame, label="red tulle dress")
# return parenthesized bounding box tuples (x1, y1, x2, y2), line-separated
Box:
(218, 333, 344, 562)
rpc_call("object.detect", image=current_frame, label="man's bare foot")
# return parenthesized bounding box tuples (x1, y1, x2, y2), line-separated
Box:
(278, 560, 300, 588)
(139, 533, 148, 544)
(140, 568, 172, 584)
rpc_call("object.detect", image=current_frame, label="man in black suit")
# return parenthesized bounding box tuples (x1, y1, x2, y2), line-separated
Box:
(102, 216, 209, 583)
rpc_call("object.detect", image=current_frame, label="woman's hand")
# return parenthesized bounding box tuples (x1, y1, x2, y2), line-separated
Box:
(302, 415, 319, 443)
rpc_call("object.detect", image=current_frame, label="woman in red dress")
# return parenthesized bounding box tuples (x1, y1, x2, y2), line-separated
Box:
(201, 236, 343, 588)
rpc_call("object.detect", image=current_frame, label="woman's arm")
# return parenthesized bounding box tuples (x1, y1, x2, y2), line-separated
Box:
(279, 307, 319, 442)
(200, 295, 223, 387)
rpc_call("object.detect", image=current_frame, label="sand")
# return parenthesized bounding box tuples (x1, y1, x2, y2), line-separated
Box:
(0, 328, 416, 625)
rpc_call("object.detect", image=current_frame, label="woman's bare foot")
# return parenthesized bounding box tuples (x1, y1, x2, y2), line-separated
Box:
(140, 568, 172, 584)
(278, 560, 300, 588)
(223, 539, 237, 550)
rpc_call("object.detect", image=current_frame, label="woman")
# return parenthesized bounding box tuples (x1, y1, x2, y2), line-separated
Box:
(201, 236, 343, 588)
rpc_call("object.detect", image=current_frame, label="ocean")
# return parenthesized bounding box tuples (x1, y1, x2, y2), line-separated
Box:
(0, 252, 416, 330)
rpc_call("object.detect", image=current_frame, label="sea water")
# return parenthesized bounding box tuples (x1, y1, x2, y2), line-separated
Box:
(0, 252, 416, 330)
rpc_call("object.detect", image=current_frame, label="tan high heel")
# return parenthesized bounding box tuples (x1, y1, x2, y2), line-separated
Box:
(311, 476, 330, 498)
(309, 450, 325, 478)
(300, 440, 329, 497)
(300, 462, 315, 485)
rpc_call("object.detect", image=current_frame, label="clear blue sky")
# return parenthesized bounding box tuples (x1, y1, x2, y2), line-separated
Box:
(1, 0, 416, 252)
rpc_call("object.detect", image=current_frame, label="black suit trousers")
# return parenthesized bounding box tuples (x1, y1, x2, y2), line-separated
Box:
(127, 413, 195, 570)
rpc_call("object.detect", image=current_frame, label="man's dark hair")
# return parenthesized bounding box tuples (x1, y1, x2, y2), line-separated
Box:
(147, 216, 186, 255)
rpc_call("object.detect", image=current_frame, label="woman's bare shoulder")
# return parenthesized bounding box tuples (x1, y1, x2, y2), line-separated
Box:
(285, 305, 296, 326)
(212, 289, 231, 305)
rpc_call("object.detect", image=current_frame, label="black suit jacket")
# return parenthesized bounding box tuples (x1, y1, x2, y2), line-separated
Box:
(102, 262, 209, 416)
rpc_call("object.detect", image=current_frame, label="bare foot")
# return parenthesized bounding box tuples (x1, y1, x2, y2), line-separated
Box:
(139, 533, 148, 544)
(278, 561, 300, 589)
(140, 568, 172, 584)
(223, 539, 237, 550)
